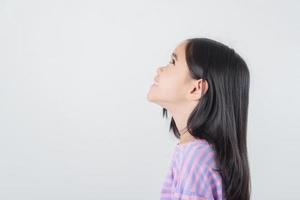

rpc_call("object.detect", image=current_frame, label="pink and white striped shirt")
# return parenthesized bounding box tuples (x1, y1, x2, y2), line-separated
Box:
(160, 139, 226, 200)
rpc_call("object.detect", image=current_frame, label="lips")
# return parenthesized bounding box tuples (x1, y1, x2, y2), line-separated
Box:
(153, 77, 159, 85)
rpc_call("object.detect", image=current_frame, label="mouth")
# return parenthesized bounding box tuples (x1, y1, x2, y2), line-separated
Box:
(153, 77, 159, 85)
(153, 81, 159, 86)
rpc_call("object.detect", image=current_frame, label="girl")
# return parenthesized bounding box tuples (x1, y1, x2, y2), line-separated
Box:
(147, 38, 251, 200)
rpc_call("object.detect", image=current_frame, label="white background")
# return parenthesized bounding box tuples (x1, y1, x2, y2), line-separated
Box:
(0, 0, 299, 199)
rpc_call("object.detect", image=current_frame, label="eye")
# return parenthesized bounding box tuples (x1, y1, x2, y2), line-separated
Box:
(169, 58, 175, 65)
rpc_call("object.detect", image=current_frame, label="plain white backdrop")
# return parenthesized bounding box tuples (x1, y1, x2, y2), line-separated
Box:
(0, 0, 299, 199)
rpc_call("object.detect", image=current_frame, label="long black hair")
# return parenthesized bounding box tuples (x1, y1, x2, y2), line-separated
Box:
(163, 38, 251, 200)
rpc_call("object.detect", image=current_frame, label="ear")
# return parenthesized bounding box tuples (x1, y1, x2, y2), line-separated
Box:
(188, 79, 209, 101)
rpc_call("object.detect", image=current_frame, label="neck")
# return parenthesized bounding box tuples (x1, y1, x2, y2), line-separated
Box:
(167, 101, 198, 144)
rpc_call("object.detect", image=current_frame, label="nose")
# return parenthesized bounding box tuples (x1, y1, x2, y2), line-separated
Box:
(156, 66, 164, 75)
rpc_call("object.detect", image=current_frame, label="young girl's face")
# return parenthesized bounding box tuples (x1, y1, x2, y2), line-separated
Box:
(147, 40, 194, 108)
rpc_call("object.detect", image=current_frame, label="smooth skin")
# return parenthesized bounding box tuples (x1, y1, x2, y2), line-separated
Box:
(147, 40, 209, 145)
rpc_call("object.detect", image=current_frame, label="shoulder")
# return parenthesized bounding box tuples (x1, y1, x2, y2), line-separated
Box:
(173, 140, 224, 199)
(177, 139, 217, 170)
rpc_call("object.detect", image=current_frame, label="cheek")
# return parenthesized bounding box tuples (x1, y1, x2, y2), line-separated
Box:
(147, 71, 187, 103)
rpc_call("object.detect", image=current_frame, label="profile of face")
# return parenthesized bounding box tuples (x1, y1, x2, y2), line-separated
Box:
(147, 40, 208, 111)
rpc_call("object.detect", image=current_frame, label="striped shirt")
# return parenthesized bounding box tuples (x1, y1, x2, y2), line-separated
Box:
(160, 139, 225, 200)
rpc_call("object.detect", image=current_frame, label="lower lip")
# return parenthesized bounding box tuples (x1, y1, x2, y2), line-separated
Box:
(151, 82, 159, 87)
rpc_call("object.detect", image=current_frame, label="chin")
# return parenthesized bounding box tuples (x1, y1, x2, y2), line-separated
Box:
(147, 91, 155, 102)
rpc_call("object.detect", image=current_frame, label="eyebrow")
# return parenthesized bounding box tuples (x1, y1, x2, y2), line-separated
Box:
(172, 52, 178, 61)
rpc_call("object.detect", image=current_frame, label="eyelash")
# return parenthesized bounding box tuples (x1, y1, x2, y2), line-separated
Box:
(169, 58, 175, 65)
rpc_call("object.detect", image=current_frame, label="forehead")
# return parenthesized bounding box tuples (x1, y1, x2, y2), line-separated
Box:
(173, 41, 191, 79)
(173, 40, 187, 60)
